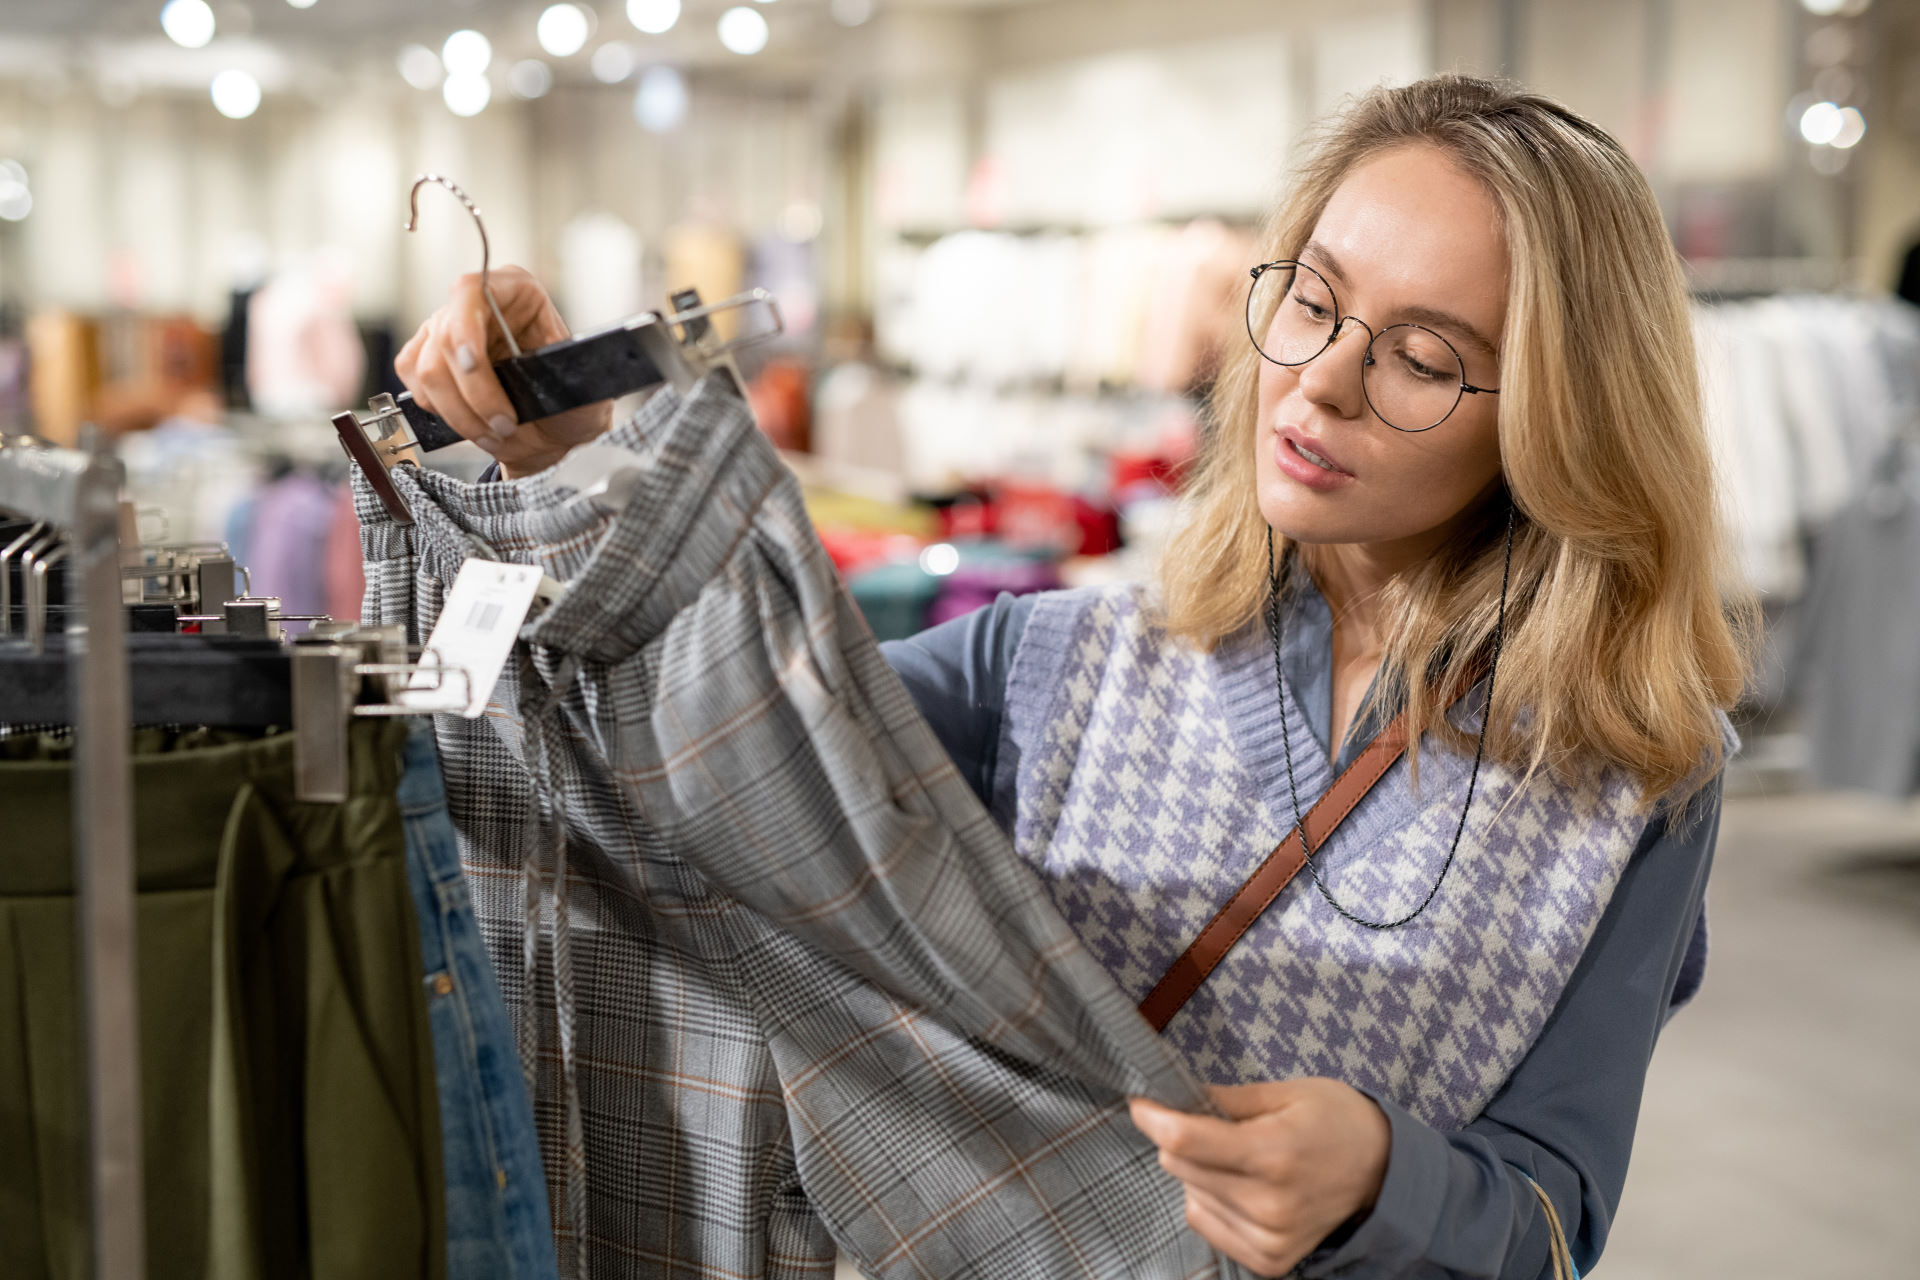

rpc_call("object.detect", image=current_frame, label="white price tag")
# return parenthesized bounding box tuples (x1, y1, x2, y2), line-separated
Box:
(403, 559, 549, 717)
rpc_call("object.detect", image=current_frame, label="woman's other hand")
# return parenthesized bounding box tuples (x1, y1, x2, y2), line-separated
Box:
(394, 265, 614, 478)
(1129, 1078, 1391, 1278)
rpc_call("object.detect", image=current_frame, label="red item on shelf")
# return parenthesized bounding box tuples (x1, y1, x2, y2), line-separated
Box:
(934, 494, 994, 541)
(748, 359, 812, 452)
(815, 525, 925, 577)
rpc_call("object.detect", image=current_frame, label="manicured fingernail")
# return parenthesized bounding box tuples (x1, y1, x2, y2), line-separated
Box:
(456, 343, 477, 373)
(474, 435, 501, 455)
(488, 414, 517, 439)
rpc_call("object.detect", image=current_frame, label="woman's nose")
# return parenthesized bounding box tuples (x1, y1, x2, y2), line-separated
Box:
(1294, 320, 1371, 420)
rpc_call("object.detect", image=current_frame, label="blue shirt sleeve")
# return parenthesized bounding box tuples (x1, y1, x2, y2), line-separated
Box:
(879, 592, 1037, 814)
(1303, 780, 1722, 1279)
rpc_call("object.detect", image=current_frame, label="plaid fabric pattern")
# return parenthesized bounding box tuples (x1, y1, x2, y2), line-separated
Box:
(356, 378, 1243, 1280)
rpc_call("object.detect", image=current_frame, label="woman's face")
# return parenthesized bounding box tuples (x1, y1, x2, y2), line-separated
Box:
(1254, 143, 1509, 558)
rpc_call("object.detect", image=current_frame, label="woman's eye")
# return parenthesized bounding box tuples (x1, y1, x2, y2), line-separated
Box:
(1399, 352, 1446, 381)
(1294, 297, 1332, 321)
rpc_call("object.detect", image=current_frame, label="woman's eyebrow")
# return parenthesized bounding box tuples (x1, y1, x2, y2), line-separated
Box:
(1400, 305, 1500, 361)
(1300, 241, 1348, 283)
(1301, 240, 1499, 360)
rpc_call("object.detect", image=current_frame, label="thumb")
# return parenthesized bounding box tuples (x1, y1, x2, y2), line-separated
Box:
(1207, 1079, 1307, 1121)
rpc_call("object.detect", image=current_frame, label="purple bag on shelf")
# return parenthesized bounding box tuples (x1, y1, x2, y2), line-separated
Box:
(926, 557, 1063, 628)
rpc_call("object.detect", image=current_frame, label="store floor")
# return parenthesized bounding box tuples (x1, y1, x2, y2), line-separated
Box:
(836, 784, 1919, 1280)
(1602, 784, 1920, 1277)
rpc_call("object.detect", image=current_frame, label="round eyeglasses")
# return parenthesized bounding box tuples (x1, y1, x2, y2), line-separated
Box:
(1245, 259, 1500, 432)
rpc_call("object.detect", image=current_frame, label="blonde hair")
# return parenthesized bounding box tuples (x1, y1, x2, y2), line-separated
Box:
(1158, 74, 1754, 805)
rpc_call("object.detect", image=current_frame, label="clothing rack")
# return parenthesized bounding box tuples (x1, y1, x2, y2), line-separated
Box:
(1683, 256, 1862, 300)
(0, 431, 143, 1280)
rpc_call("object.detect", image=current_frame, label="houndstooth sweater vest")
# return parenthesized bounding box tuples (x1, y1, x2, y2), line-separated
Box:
(994, 584, 1649, 1131)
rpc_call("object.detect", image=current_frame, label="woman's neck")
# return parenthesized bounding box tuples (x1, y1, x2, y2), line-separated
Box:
(1298, 486, 1505, 650)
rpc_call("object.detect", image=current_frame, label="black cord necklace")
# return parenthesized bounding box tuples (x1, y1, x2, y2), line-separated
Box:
(1265, 505, 1516, 930)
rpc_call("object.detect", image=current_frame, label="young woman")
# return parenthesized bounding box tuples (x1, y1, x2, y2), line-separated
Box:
(398, 75, 1750, 1279)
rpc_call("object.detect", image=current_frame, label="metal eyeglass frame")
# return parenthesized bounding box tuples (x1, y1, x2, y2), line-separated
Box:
(1244, 258, 1501, 433)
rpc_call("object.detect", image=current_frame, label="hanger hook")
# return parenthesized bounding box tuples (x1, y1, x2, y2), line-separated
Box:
(405, 173, 523, 358)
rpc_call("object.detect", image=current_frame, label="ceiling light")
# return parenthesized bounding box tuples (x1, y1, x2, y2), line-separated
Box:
(1799, 100, 1843, 145)
(210, 68, 261, 119)
(633, 64, 687, 131)
(398, 44, 442, 89)
(627, 0, 681, 35)
(160, 0, 217, 49)
(0, 161, 30, 223)
(591, 42, 636, 83)
(1800, 0, 1845, 12)
(509, 59, 553, 99)
(442, 29, 492, 78)
(831, 0, 875, 25)
(0, 181, 30, 222)
(538, 4, 591, 57)
(286, 0, 318, 9)
(443, 71, 492, 117)
(717, 6, 768, 55)
(1830, 105, 1866, 148)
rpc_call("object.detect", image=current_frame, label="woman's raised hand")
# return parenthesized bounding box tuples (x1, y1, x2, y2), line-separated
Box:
(1130, 1078, 1392, 1277)
(394, 265, 614, 479)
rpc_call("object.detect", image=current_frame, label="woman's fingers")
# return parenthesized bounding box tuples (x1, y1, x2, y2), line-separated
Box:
(1157, 1150, 1296, 1225)
(390, 264, 602, 475)
(437, 285, 522, 440)
(1181, 1185, 1302, 1278)
(1129, 1098, 1258, 1174)
(405, 313, 500, 449)
(462, 266, 571, 355)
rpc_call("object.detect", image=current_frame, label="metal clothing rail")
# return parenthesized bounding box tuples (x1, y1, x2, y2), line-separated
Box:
(0, 431, 143, 1280)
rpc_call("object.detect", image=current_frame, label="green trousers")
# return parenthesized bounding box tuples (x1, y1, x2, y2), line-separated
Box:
(0, 721, 444, 1280)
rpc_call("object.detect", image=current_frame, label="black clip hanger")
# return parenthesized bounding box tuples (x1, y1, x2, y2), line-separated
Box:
(333, 173, 783, 525)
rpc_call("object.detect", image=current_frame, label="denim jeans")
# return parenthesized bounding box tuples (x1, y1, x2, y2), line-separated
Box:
(399, 722, 560, 1280)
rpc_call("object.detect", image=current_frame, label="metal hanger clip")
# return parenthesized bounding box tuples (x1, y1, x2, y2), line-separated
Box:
(290, 623, 475, 802)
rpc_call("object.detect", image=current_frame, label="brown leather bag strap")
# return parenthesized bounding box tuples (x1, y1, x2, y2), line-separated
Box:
(1137, 712, 1411, 1032)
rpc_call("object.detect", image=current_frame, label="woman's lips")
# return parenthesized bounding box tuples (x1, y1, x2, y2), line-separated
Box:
(1273, 427, 1354, 492)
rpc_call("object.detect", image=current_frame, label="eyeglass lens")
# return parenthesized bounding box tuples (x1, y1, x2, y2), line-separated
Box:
(1247, 261, 1467, 432)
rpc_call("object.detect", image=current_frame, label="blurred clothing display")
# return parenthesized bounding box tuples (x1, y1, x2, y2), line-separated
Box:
(662, 220, 744, 336)
(1065, 224, 1172, 389)
(24, 311, 99, 445)
(246, 251, 366, 421)
(118, 414, 261, 549)
(744, 357, 810, 452)
(245, 469, 344, 619)
(221, 287, 256, 409)
(878, 220, 1249, 395)
(325, 485, 366, 624)
(559, 213, 643, 333)
(1134, 218, 1253, 394)
(1692, 294, 1920, 599)
(1796, 434, 1920, 798)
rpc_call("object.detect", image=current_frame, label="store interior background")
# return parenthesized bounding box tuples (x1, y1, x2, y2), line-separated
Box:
(0, 0, 1915, 1274)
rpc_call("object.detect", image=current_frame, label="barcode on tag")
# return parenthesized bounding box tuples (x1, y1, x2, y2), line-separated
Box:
(466, 600, 505, 633)
(404, 559, 549, 718)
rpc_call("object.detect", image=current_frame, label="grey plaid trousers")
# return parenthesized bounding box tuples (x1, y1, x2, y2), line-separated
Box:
(357, 376, 1249, 1280)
